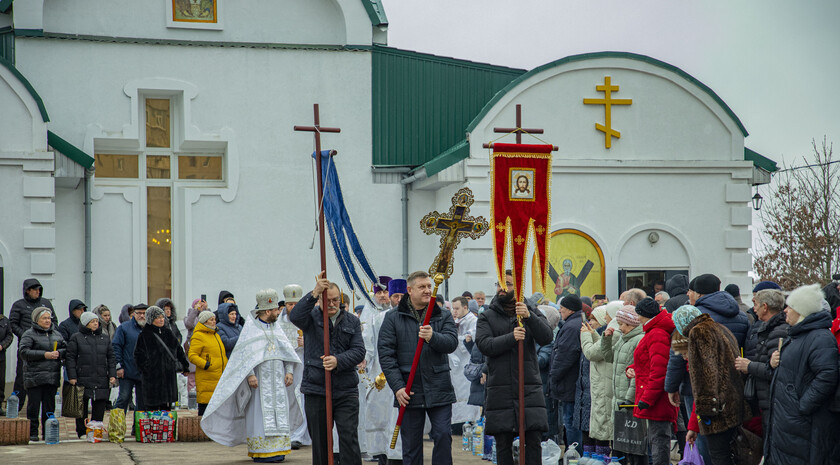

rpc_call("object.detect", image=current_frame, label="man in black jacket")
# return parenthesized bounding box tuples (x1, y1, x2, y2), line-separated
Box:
(9, 278, 56, 407)
(663, 274, 689, 313)
(476, 271, 553, 465)
(58, 299, 87, 342)
(378, 270, 458, 465)
(549, 294, 584, 454)
(290, 272, 365, 465)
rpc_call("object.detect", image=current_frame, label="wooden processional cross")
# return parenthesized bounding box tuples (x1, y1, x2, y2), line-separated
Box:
(482, 103, 558, 149)
(293, 104, 340, 465)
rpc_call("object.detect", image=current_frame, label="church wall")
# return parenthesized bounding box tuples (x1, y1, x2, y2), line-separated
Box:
(0, 78, 34, 152)
(53, 184, 85, 320)
(40, 0, 365, 46)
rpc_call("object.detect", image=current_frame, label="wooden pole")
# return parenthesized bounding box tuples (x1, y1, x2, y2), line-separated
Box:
(294, 104, 340, 465)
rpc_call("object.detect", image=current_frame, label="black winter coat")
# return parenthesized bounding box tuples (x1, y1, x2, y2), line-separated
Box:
(58, 313, 83, 343)
(378, 293, 458, 409)
(18, 323, 66, 389)
(66, 326, 116, 400)
(744, 311, 788, 411)
(663, 274, 689, 313)
(9, 278, 56, 339)
(289, 292, 365, 399)
(134, 323, 189, 408)
(0, 314, 13, 354)
(765, 311, 840, 465)
(476, 299, 553, 434)
(549, 310, 582, 402)
(463, 340, 486, 406)
(155, 298, 182, 344)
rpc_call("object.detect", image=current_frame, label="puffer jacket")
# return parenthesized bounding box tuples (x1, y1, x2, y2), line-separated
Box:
(377, 293, 458, 409)
(573, 351, 591, 432)
(155, 298, 182, 345)
(463, 340, 486, 406)
(744, 311, 789, 411)
(549, 310, 583, 402)
(112, 318, 143, 381)
(695, 291, 750, 347)
(9, 278, 56, 338)
(581, 326, 614, 441)
(475, 298, 554, 434)
(630, 311, 678, 423)
(765, 311, 840, 465)
(58, 299, 86, 342)
(214, 302, 242, 357)
(684, 314, 748, 435)
(66, 325, 116, 400)
(19, 323, 66, 388)
(0, 313, 13, 354)
(290, 292, 366, 400)
(663, 275, 689, 313)
(603, 324, 643, 409)
(188, 322, 228, 404)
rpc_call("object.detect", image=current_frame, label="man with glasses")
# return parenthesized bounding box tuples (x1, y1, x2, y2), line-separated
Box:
(290, 272, 366, 465)
(113, 303, 148, 434)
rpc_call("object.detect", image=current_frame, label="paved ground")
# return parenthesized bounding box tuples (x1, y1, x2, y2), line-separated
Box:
(0, 438, 492, 464)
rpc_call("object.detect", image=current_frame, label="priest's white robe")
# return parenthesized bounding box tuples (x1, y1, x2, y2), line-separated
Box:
(450, 312, 481, 424)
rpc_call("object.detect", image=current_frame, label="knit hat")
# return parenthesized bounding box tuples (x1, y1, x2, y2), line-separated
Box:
(198, 310, 215, 324)
(672, 305, 702, 336)
(538, 305, 561, 329)
(468, 300, 479, 314)
(694, 274, 721, 295)
(191, 298, 202, 309)
(388, 279, 407, 296)
(560, 294, 582, 313)
(604, 300, 622, 321)
(581, 303, 593, 321)
(786, 284, 825, 320)
(635, 297, 661, 319)
(671, 331, 689, 355)
(80, 312, 99, 327)
(752, 281, 782, 293)
(32, 306, 51, 323)
(146, 306, 165, 323)
(724, 284, 741, 299)
(615, 305, 640, 326)
(688, 277, 697, 292)
(591, 305, 608, 327)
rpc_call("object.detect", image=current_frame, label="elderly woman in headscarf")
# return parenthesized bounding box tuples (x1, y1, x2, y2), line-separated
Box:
(188, 310, 228, 416)
(19, 307, 66, 441)
(134, 306, 190, 411)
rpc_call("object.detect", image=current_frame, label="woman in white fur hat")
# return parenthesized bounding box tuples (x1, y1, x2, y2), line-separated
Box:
(765, 284, 840, 464)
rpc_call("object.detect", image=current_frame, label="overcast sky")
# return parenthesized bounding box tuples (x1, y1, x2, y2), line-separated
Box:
(380, 0, 840, 168)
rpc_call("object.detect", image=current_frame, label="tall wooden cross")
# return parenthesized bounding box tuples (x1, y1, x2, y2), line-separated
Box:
(482, 104, 557, 149)
(293, 103, 340, 465)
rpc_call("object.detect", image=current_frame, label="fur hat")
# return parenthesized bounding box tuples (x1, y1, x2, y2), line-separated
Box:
(254, 289, 280, 316)
(591, 305, 608, 327)
(32, 306, 52, 323)
(80, 312, 99, 328)
(615, 305, 640, 326)
(146, 306, 165, 323)
(786, 284, 825, 321)
(388, 279, 407, 296)
(560, 294, 582, 313)
(752, 280, 782, 293)
(673, 305, 702, 336)
(538, 305, 562, 329)
(694, 274, 721, 295)
(671, 331, 689, 355)
(373, 276, 392, 293)
(283, 284, 304, 304)
(198, 310, 215, 324)
(635, 297, 661, 319)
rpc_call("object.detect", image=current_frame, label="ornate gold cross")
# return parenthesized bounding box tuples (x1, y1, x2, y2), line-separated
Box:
(420, 188, 489, 278)
(583, 76, 632, 148)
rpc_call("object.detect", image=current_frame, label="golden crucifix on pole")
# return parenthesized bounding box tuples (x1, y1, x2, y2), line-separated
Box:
(583, 75, 632, 148)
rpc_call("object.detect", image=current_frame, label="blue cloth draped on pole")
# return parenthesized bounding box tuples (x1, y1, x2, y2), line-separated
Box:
(313, 150, 378, 306)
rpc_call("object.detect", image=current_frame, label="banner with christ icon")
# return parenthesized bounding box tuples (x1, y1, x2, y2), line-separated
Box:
(491, 143, 552, 299)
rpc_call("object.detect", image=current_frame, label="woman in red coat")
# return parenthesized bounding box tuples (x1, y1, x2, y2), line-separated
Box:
(627, 298, 678, 465)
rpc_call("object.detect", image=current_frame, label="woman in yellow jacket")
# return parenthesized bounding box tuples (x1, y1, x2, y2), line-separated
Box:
(188, 311, 228, 415)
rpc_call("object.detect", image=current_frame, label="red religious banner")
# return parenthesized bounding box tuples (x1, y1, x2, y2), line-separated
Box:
(491, 143, 553, 300)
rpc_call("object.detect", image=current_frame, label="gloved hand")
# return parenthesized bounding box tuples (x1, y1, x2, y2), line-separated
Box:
(637, 401, 650, 410)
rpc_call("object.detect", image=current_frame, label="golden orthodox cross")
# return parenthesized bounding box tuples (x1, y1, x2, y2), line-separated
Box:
(583, 76, 632, 148)
(420, 188, 489, 278)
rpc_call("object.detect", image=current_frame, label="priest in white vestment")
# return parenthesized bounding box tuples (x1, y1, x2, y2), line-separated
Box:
(280, 284, 311, 448)
(202, 289, 300, 463)
(449, 296, 481, 424)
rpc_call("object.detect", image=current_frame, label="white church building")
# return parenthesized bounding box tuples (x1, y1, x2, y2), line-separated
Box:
(1, 1, 776, 388)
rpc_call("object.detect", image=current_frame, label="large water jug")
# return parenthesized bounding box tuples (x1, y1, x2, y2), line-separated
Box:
(6, 391, 19, 418)
(473, 418, 484, 457)
(45, 413, 60, 444)
(461, 422, 472, 451)
(564, 442, 581, 465)
(590, 454, 607, 465)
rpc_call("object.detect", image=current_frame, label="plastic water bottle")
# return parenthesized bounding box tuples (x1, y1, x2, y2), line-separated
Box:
(462, 422, 472, 451)
(491, 438, 497, 464)
(564, 442, 581, 465)
(6, 391, 19, 418)
(483, 435, 493, 460)
(188, 389, 197, 410)
(580, 449, 592, 465)
(473, 418, 484, 457)
(591, 454, 606, 465)
(45, 413, 60, 444)
(512, 437, 520, 464)
(55, 393, 62, 416)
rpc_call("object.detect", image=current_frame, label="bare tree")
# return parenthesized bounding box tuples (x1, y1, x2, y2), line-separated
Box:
(754, 137, 840, 290)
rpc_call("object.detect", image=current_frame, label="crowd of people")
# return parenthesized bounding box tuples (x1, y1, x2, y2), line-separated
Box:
(2, 272, 840, 465)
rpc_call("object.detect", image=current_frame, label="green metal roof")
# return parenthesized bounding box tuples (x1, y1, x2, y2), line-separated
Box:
(0, 0, 12, 14)
(362, 0, 387, 26)
(466, 51, 749, 137)
(0, 55, 49, 122)
(420, 139, 469, 177)
(48, 131, 94, 169)
(372, 46, 525, 167)
(744, 147, 778, 173)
